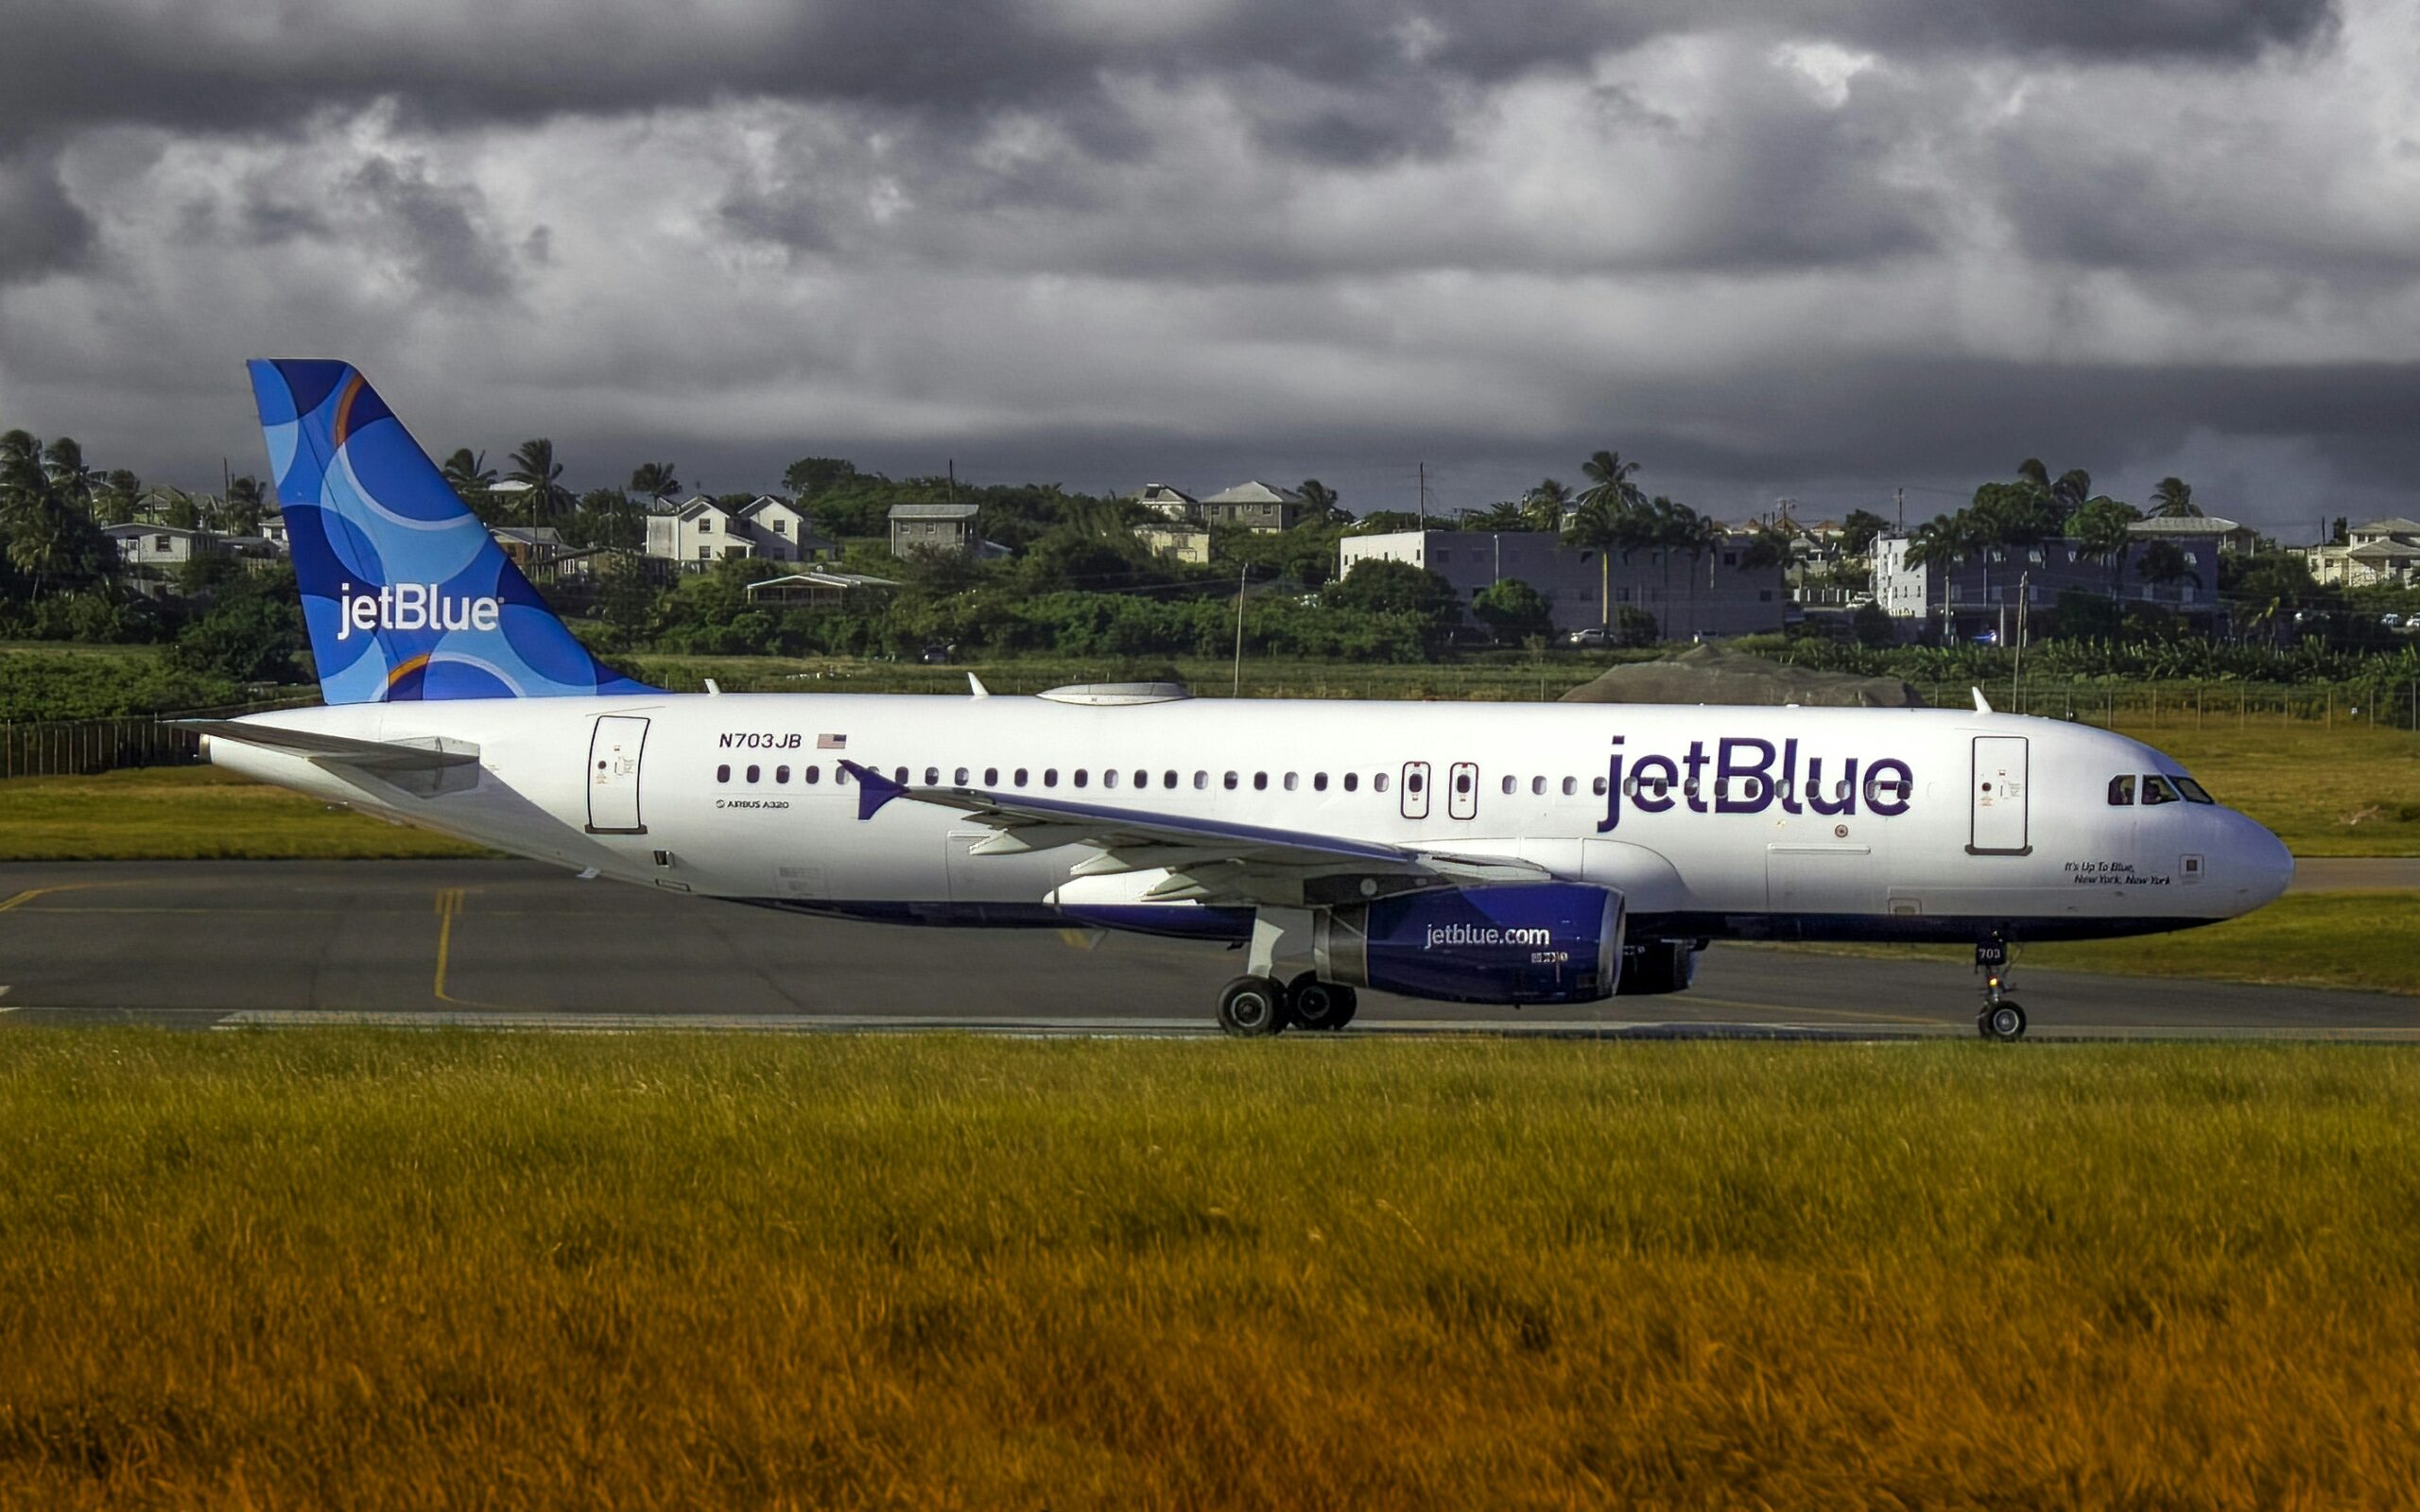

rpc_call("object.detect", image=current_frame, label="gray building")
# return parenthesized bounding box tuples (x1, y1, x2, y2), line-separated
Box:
(888, 501, 983, 557)
(1339, 528, 1785, 640)
(1874, 531, 2220, 641)
(1200, 480, 1307, 532)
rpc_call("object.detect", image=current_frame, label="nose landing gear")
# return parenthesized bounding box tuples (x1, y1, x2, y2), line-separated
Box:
(1975, 932, 2027, 1041)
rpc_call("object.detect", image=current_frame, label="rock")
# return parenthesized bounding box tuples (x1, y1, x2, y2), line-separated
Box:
(1558, 644, 1923, 708)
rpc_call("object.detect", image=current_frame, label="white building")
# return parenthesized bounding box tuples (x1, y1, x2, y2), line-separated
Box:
(1132, 483, 1199, 522)
(645, 495, 837, 571)
(105, 524, 227, 569)
(1134, 524, 1212, 564)
(2297, 517, 2420, 588)
(1339, 529, 1784, 640)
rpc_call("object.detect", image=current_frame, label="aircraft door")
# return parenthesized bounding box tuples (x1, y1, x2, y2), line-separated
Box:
(1967, 735, 2030, 854)
(586, 715, 649, 834)
(1447, 762, 1479, 821)
(1400, 761, 1431, 820)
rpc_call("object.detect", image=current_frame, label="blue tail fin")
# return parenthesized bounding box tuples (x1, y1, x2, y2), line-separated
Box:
(247, 359, 655, 703)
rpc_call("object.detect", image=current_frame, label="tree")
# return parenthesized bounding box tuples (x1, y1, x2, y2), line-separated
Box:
(1838, 508, 1890, 558)
(1471, 577, 1553, 644)
(41, 437, 93, 506)
(2051, 468, 2093, 513)
(1579, 450, 1644, 514)
(1298, 478, 1344, 523)
(223, 474, 268, 536)
(93, 469, 144, 525)
(783, 456, 859, 497)
(1851, 601, 1894, 647)
(1323, 558, 1460, 621)
(1525, 478, 1572, 532)
(2066, 495, 2143, 592)
(1471, 500, 1531, 530)
(507, 438, 573, 526)
(2151, 476, 2200, 519)
(442, 448, 495, 498)
(1739, 524, 1794, 572)
(630, 461, 681, 499)
(2135, 539, 2197, 594)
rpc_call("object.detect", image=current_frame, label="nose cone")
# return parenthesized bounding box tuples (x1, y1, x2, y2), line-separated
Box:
(2228, 814, 2293, 914)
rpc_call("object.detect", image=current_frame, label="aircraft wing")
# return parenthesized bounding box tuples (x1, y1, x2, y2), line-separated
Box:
(839, 760, 1547, 905)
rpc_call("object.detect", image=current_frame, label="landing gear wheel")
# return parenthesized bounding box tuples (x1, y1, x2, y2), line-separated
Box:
(1287, 972, 1357, 1032)
(1979, 1001, 2027, 1042)
(1216, 975, 1289, 1038)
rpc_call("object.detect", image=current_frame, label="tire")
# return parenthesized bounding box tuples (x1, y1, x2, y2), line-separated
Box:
(1288, 972, 1357, 1032)
(1983, 1001, 2028, 1042)
(1217, 975, 1288, 1038)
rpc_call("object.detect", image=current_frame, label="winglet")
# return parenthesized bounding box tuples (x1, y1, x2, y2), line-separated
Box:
(840, 760, 907, 820)
(1971, 686, 1994, 713)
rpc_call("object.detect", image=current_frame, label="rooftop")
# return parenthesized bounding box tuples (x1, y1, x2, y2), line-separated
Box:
(2126, 515, 2244, 535)
(889, 502, 980, 521)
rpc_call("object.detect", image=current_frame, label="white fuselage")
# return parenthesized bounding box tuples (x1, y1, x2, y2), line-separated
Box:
(209, 692, 2292, 946)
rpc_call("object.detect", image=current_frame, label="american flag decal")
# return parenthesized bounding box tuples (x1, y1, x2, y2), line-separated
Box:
(817, 733, 847, 749)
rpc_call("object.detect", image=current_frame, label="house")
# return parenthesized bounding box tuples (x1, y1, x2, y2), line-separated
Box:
(104, 524, 228, 570)
(1874, 533, 2219, 640)
(2297, 518, 2420, 588)
(644, 495, 838, 571)
(1200, 481, 1307, 532)
(1131, 483, 1199, 522)
(743, 571, 901, 610)
(1134, 524, 1212, 565)
(2126, 515, 2259, 556)
(888, 501, 983, 557)
(1338, 529, 1785, 640)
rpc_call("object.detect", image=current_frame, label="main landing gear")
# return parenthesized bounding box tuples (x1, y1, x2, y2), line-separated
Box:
(1214, 908, 1358, 1037)
(1213, 973, 1359, 1037)
(1975, 932, 2027, 1042)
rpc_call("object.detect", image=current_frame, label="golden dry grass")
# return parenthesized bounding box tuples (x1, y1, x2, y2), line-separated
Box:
(0, 1032, 2414, 1509)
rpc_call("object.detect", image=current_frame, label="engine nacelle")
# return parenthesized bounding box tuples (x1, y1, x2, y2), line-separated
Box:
(1315, 884, 1624, 1005)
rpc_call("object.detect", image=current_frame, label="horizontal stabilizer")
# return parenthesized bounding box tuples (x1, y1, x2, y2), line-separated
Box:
(174, 719, 479, 773)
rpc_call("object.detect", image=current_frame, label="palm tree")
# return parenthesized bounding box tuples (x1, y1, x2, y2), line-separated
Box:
(1473, 500, 1530, 530)
(1525, 478, 1571, 532)
(442, 448, 496, 499)
(508, 438, 573, 527)
(1298, 478, 1342, 523)
(2015, 458, 2050, 491)
(2051, 468, 2092, 513)
(224, 474, 268, 536)
(94, 469, 143, 525)
(2151, 476, 2200, 519)
(630, 461, 681, 499)
(1580, 450, 1644, 513)
(1559, 495, 1623, 628)
(41, 437, 93, 505)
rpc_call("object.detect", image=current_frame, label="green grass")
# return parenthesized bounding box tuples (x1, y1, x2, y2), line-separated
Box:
(0, 1033, 2413, 1508)
(0, 766, 486, 861)
(1768, 892, 2420, 998)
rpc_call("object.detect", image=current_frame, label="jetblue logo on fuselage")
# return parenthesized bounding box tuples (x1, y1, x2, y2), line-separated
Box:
(334, 582, 502, 641)
(1598, 736, 1913, 832)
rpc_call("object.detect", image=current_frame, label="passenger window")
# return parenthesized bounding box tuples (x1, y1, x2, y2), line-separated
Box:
(1253, 773, 1268, 791)
(747, 765, 761, 783)
(1104, 770, 1118, 788)
(924, 767, 939, 785)
(2107, 776, 2135, 805)
(1194, 771, 1208, 789)
(1375, 773, 1391, 793)
(1622, 777, 1638, 797)
(1314, 773, 1328, 791)
(836, 766, 852, 785)
(1343, 773, 1359, 792)
(1713, 780, 1728, 801)
(984, 767, 999, 785)
(1407, 771, 1424, 794)
(1073, 769, 1088, 787)
(1134, 770, 1148, 788)
(1014, 768, 1028, 786)
(2175, 777, 2215, 804)
(1531, 776, 1547, 796)
(1223, 772, 1238, 790)
(717, 764, 731, 783)
(2142, 775, 2181, 805)
(892, 766, 908, 784)
(1285, 773, 1299, 791)
(805, 765, 821, 784)
(1592, 776, 1607, 797)
(1563, 777, 1578, 797)
(775, 765, 789, 783)
(1501, 776, 1516, 795)
(1162, 770, 1177, 788)
(955, 767, 969, 784)
(1045, 769, 1060, 788)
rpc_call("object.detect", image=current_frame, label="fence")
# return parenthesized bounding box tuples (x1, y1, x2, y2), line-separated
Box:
(0, 698, 317, 780)
(1929, 678, 2420, 731)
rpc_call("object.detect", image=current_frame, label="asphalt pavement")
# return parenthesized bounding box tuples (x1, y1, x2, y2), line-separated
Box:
(0, 861, 2411, 1040)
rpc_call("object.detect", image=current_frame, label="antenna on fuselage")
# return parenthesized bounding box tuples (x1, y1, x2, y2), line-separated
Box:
(1971, 686, 1994, 713)
(968, 674, 990, 697)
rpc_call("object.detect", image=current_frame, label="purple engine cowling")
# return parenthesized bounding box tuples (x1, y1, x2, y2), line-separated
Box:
(1313, 884, 1624, 1005)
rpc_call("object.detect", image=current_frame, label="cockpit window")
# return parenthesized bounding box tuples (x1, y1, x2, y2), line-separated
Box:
(2106, 775, 2135, 806)
(2173, 777, 2215, 804)
(2141, 774, 2181, 805)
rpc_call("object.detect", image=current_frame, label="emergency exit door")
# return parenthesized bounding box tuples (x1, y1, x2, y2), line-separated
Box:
(1967, 735, 2029, 855)
(586, 715, 649, 834)
(1400, 761, 1431, 820)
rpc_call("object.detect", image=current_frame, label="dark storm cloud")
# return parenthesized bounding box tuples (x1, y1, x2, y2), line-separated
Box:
(2, 0, 2337, 145)
(0, 145, 96, 283)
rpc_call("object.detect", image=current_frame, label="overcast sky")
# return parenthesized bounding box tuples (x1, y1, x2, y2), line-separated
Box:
(2, 0, 2415, 538)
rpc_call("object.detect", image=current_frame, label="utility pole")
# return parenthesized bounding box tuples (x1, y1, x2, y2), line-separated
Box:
(1232, 563, 1248, 698)
(1895, 486, 1904, 533)
(1417, 461, 1427, 529)
(2015, 570, 2030, 713)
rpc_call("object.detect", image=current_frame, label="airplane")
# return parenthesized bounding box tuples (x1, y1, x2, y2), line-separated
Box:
(189, 360, 2295, 1040)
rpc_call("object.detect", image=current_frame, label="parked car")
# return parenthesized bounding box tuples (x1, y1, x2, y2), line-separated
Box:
(2383, 613, 2404, 627)
(1563, 627, 1610, 646)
